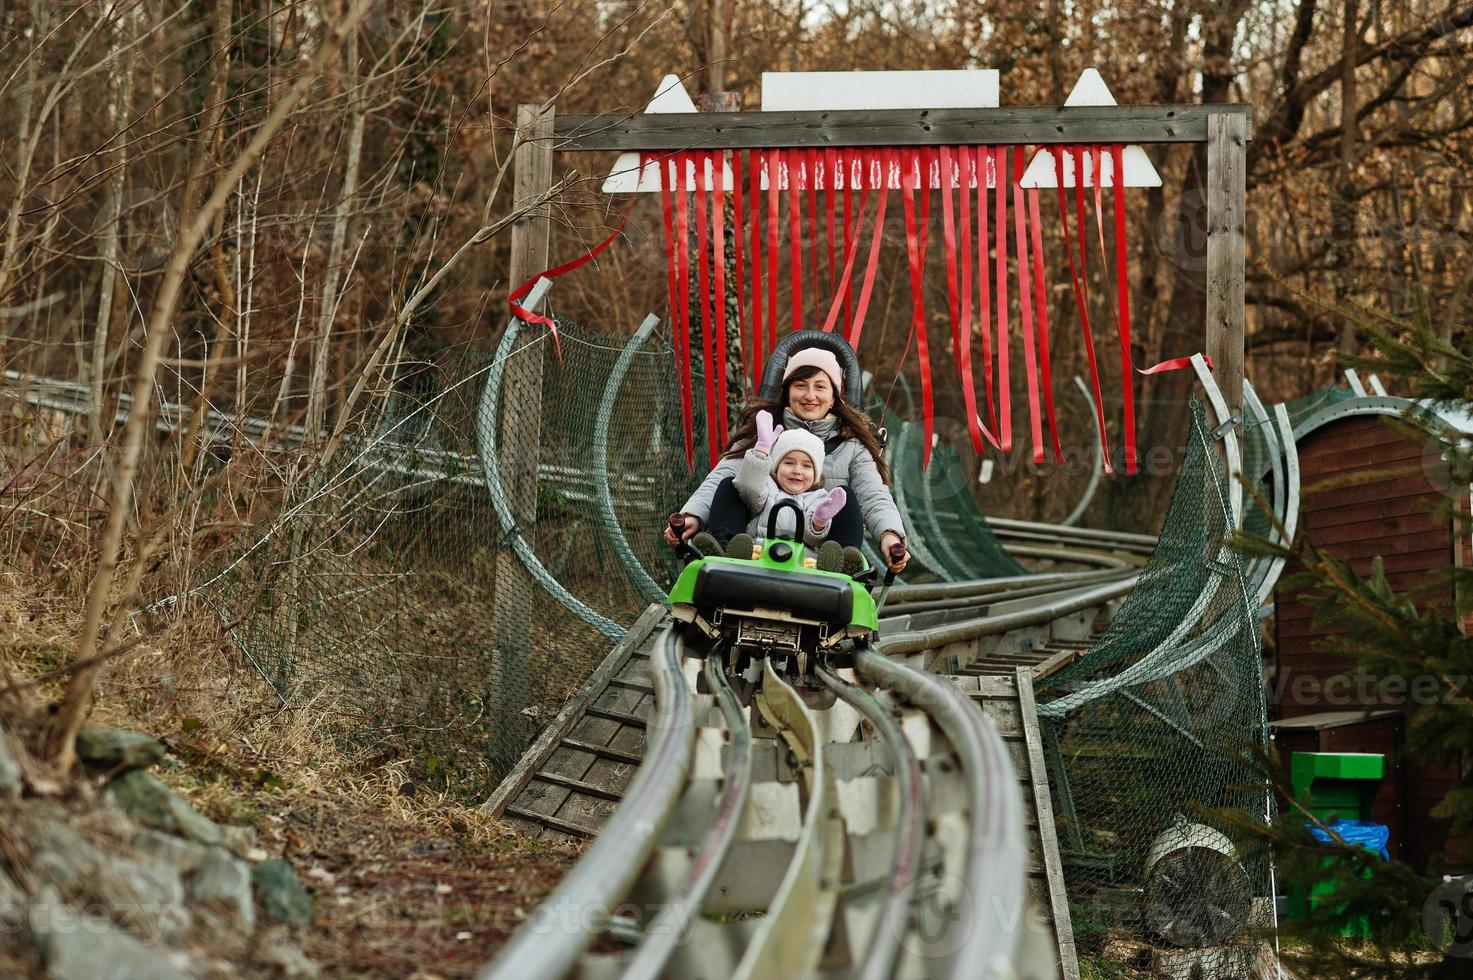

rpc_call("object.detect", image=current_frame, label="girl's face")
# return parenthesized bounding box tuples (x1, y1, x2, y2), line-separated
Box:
(774, 451, 817, 494)
(787, 373, 835, 420)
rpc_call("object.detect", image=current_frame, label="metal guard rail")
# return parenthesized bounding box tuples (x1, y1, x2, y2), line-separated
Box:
(855, 646, 1029, 980)
(877, 576, 1138, 656)
(477, 279, 624, 639)
(478, 624, 693, 980)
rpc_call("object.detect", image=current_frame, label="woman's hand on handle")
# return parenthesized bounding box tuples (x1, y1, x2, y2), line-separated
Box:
(755, 410, 782, 455)
(879, 531, 909, 573)
(665, 513, 701, 547)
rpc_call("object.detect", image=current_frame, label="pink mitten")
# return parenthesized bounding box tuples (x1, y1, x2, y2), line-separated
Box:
(755, 410, 783, 454)
(810, 487, 847, 529)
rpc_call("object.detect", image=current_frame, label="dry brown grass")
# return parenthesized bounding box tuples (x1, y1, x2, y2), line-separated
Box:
(0, 545, 580, 977)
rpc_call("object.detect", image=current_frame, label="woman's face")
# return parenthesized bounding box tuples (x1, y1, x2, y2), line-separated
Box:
(787, 372, 835, 420)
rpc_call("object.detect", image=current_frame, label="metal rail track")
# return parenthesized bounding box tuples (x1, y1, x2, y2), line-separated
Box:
(480, 615, 1055, 979)
(491, 571, 1126, 843)
(482, 624, 694, 979)
(485, 571, 1125, 978)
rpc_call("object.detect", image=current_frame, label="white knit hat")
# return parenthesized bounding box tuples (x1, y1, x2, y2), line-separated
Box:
(768, 428, 825, 486)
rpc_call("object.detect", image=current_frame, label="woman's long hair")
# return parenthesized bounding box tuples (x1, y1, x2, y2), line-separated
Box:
(722, 365, 890, 483)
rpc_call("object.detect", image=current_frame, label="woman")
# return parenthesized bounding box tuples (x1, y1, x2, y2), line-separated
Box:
(664, 345, 909, 574)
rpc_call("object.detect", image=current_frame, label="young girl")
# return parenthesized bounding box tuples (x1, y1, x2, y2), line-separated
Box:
(690, 410, 853, 570)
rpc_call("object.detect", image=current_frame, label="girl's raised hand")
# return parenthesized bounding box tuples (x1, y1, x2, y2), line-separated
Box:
(809, 487, 847, 530)
(755, 410, 783, 454)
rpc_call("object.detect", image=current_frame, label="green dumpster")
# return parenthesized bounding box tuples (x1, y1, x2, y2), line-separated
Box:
(1286, 751, 1386, 934)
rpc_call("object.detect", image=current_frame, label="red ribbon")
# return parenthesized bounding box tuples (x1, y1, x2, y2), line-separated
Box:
(1052, 146, 1114, 474)
(786, 149, 803, 331)
(824, 146, 838, 298)
(813, 145, 824, 303)
(1010, 147, 1044, 463)
(766, 150, 780, 347)
(847, 148, 890, 350)
(711, 152, 729, 447)
(940, 147, 963, 368)
(975, 147, 998, 440)
(1027, 185, 1064, 463)
(655, 151, 679, 380)
(842, 148, 855, 329)
(1111, 143, 1138, 472)
(993, 145, 1012, 451)
(507, 189, 635, 361)
(694, 154, 720, 468)
(748, 151, 764, 386)
(663, 154, 695, 469)
(900, 147, 934, 467)
(941, 146, 986, 456)
(820, 151, 870, 334)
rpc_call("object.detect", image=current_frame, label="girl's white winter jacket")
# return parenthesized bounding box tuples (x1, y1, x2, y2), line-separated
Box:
(732, 449, 831, 544)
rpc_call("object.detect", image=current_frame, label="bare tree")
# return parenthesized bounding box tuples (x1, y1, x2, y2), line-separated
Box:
(49, 0, 376, 773)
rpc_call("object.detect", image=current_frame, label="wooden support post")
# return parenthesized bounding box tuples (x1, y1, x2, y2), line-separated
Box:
(1206, 111, 1247, 421)
(490, 104, 554, 774)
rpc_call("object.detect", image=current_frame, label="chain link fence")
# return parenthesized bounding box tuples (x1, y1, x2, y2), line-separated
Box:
(207, 318, 697, 798)
(1035, 397, 1272, 974)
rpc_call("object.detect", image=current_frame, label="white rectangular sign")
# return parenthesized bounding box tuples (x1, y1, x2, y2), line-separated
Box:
(761, 70, 999, 111)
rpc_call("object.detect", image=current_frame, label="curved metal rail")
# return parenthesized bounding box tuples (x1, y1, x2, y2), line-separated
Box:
(877, 576, 1138, 657)
(815, 663, 925, 980)
(1257, 402, 1300, 608)
(733, 660, 843, 980)
(479, 625, 692, 980)
(477, 279, 624, 639)
(855, 647, 1030, 980)
(880, 567, 1135, 619)
(1063, 375, 1106, 527)
(985, 518, 1157, 556)
(594, 313, 668, 604)
(624, 655, 752, 978)
(483, 613, 1052, 979)
(884, 568, 1130, 605)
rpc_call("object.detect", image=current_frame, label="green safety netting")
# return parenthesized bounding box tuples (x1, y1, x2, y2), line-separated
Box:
(1283, 383, 1357, 431)
(206, 319, 697, 797)
(1035, 397, 1271, 971)
(885, 409, 1028, 581)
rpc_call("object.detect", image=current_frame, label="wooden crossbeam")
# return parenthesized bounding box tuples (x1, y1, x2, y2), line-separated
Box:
(552, 104, 1252, 152)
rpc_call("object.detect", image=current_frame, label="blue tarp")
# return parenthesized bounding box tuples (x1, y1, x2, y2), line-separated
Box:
(1309, 819, 1390, 860)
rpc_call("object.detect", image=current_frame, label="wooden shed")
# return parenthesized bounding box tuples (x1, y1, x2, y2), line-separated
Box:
(1272, 392, 1472, 872)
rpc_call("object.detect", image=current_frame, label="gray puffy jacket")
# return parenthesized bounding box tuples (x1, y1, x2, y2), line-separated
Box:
(680, 409, 904, 543)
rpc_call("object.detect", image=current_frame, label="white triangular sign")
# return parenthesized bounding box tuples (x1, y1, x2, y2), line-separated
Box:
(603, 74, 733, 193)
(1019, 69, 1162, 188)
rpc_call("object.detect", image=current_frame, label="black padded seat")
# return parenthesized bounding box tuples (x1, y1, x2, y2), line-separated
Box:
(692, 562, 854, 624)
(758, 330, 865, 406)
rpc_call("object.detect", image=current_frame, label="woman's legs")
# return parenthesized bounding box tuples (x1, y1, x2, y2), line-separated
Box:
(703, 477, 750, 543)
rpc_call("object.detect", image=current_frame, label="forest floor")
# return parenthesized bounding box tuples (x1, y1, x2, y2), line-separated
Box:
(0, 562, 578, 979)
